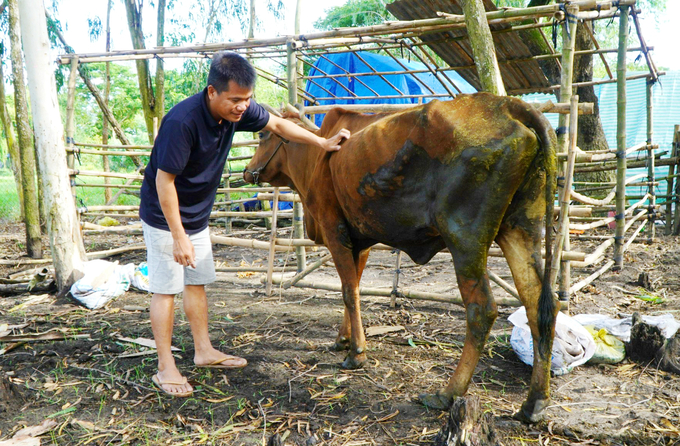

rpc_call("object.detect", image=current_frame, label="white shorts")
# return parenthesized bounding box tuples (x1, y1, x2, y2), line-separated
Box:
(142, 222, 216, 295)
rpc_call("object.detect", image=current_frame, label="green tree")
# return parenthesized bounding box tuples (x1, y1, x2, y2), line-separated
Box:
(314, 0, 396, 29)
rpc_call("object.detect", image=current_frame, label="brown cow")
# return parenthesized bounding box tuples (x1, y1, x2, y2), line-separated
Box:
(244, 92, 558, 423)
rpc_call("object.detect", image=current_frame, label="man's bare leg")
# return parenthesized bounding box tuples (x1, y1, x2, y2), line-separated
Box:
(183, 285, 247, 368)
(150, 293, 193, 395)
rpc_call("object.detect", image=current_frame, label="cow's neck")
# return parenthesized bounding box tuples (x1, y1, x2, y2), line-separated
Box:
(281, 142, 325, 201)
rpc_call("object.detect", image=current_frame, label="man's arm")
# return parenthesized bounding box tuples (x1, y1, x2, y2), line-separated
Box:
(263, 114, 350, 152)
(156, 169, 196, 268)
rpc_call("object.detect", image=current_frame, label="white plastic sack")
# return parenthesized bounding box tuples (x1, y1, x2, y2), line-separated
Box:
(572, 313, 680, 343)
(121, 262, 149, 292)
(509, 307, 596, 376)
(70, 260, 131, 309)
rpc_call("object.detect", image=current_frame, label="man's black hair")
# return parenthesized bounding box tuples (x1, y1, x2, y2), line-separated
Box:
(207, 51, 257, 93)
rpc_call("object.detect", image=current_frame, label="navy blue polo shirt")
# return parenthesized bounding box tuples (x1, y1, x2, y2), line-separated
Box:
(140, 88, 270, 234)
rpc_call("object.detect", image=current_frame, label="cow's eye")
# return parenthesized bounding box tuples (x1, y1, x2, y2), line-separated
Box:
(258, 132, 265, 139)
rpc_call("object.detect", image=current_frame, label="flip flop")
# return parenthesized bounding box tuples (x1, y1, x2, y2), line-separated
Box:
(151, 373, 193, 397)
(196, 355, 248, 370)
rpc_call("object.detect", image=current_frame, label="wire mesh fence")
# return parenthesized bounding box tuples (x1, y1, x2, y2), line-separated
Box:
(0, 168, 21, 223)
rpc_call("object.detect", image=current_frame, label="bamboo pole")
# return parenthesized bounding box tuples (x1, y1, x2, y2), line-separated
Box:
(65, 57, 79, 200)
(59, 0, 625, 64)
(281, 253, 333, 289)
(215, 266, 296, 273)
(390, 250, 403, 308)
(646, 79, 655, 242)
(267, 277, 521, 307)
(549, 3, 579, 304)
(569, 260, 615, 294)
(551, 94, 579, 305)
(303, 101, 594, 115)
(570, 193, 649, 231)
(666, 125, 679, 234)
(574, 155, 677, 174)
(211, 234, 293, 252)
(286, 39, 307, 273)
(614, 5, 629, 270)
(265, 188, 281, 296)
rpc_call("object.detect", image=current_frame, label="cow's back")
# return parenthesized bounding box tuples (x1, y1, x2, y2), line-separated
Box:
(322, 93, 547, 263)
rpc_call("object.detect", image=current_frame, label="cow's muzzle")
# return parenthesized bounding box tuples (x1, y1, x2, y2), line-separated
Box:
(243, 137, 288, 185)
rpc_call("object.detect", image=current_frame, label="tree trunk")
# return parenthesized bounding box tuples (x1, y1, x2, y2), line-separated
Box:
(461, 0, 506, 95)
(0, 48, 24, 219)
(17, 0, 87, 291)
(574, 20, 614, 184)
(519, 0, 561, 86)
(102, 0, 113, 203)
(7, 0, 42, 258)
(122, 0, 165, 144)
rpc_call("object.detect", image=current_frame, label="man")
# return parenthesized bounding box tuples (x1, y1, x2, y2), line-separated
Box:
(140, 51, 349, 397)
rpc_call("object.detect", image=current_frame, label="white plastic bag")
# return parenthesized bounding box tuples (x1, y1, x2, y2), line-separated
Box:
(572, 313, 680, 343)
(70, 260, 131, 309)
(509, 307, 596, 376)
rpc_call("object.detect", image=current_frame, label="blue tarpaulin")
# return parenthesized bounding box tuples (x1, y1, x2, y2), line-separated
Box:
(304, 51, 476, 126)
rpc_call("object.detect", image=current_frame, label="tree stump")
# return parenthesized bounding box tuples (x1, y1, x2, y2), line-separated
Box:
(433, 396, 499, 446)
(636, 272, 652, 290)
(626, 312, 664, 363)
(657, 329, 680, 375)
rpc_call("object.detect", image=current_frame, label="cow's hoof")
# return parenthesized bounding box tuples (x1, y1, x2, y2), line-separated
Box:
(418, 392, 453, 411)
(341, 353, 365, 369)
(514, 399, 550, 424)
(333, 338, 350, 351)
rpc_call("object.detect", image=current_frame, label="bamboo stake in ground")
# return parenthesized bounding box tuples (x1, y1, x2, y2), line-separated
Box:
(614, 5, 629, 269)
(646, 79, 655, 242)
(390, 250, 403, 308)
(65, 57, 79, 200)
(665, 125, 679, 234)
(550, 95, 579, 303)
(265, 188, 281, 296)
(550, 4, 578, 302)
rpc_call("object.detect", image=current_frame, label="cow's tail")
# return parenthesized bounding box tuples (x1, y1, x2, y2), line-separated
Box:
(508, 97, 558, 357)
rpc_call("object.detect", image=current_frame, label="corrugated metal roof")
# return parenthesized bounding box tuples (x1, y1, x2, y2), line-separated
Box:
(386, 0, 561, 93)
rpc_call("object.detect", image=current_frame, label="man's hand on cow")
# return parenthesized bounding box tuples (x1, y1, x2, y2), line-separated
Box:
(321, 128, 350, 152)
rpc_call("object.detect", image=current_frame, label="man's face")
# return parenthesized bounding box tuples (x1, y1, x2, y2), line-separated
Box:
(207, 80, 253, 123)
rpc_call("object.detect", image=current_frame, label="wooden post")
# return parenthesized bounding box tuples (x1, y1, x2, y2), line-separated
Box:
(265, 188, 280, 296)
(665, 125, 679, 235)
(390, 250, 403, 308)
(550, 95, 579, 308)
(550, 4, 578, 306)
(287, 38, 307, 271)
(674, 128, 680, 235)
(646, 78, 655, 242)
(614, 5, 629, 269)
(65, 57, 79, 200)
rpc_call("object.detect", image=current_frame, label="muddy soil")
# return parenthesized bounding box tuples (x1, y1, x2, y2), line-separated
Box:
(0, 222, 679, 445)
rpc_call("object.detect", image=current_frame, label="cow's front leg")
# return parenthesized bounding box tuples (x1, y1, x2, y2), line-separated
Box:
(325, 243, 368, 369)
(339, 280, 367, 369)
(334, 248, 370, 353)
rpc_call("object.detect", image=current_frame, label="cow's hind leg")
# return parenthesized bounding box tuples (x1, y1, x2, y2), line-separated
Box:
(335, 248, 370, 352)
(420, 250, 498, 410)
(496, 226, 557, 423)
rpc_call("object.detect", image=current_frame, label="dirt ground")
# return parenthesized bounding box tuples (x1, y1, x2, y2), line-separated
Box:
(0, 221, 679, 445)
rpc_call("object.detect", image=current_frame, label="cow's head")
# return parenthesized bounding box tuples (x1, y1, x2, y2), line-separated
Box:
(243, 106, 304, 187)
